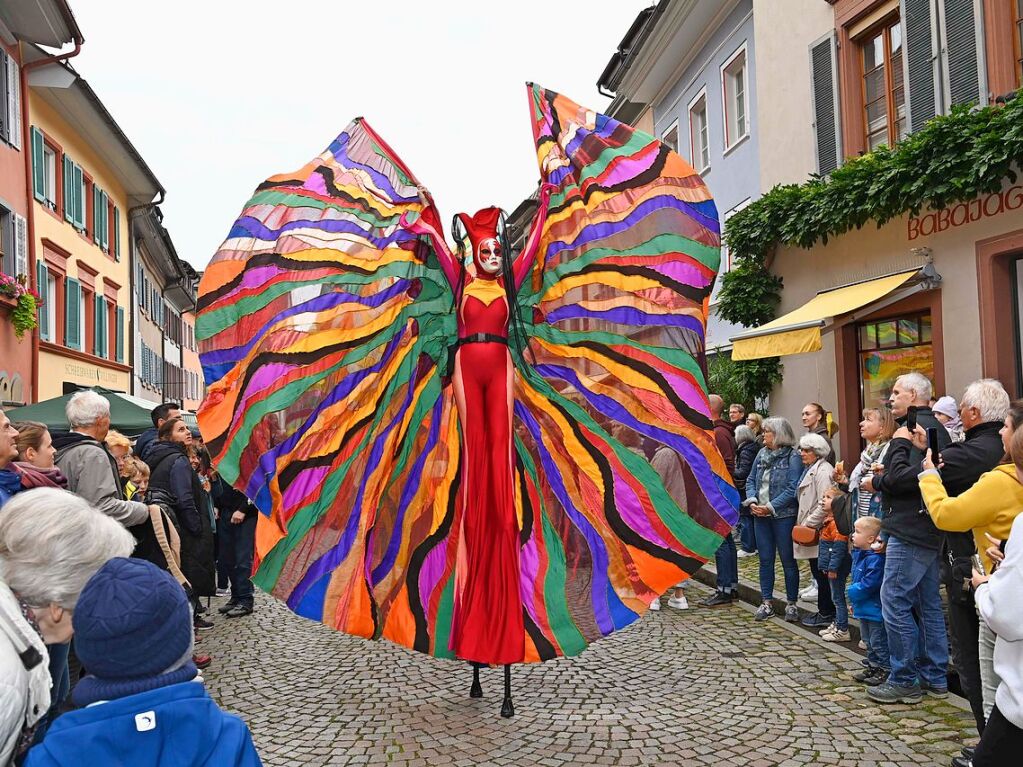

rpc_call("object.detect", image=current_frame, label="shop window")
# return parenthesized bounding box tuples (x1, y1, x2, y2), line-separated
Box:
(857, 311, 933, 410)
(861, 17, 905, 150)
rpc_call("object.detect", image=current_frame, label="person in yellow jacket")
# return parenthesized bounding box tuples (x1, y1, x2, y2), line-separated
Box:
(918, 455, 1023, 573)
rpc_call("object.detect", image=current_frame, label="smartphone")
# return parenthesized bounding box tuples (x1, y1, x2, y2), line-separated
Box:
(906, 406, 918, 432)
(927, 427, 941, 459)
(972, 553, 986, 576)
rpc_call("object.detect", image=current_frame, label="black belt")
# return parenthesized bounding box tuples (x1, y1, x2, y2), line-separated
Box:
(457, 333, 508, 346)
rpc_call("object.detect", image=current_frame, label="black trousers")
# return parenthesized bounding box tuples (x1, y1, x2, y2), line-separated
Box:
(946, 588, 986, 735)
(974, 705, 1023, 766)
(808, 557, 836, 619)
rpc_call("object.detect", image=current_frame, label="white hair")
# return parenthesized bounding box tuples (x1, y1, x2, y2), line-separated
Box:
(961, 379, 1010, 424)
(762, 417, 796, 448)
(66, 390, 111, 428)
(895, 372, 933, 404)
(735, 425, 756, 445)
(0, 488, 135, 609)
(798, 432, 832, 459)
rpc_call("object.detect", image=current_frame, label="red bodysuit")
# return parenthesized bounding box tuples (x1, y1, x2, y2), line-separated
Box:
(449, 278, 524, 664)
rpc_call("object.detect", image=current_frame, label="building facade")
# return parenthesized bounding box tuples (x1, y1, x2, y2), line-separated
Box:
(730, 0, 1023, 462)
(0, 1, 79, 406)
(26, 46, 163, 400)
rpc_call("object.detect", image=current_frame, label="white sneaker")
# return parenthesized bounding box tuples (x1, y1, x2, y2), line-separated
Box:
(737, 549, 758, 558)
(799, 584, 818, 600)
(215, 587, 231, 598)
(858, 639, 867, 650)
(667, 596, 689, 610)
(648, 597, 661, 611)
(822, 627, 851, 642)
(819, 622, 837, 637)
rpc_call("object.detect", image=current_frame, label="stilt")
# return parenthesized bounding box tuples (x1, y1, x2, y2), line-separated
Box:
(500, 664, 514, 718)
(469, 663, 483, 698)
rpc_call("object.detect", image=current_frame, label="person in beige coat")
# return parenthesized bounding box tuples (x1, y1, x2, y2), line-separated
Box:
(794, 432, 835, 629)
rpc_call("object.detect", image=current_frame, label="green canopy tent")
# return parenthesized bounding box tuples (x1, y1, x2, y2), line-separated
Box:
(4, 386, 157, 437)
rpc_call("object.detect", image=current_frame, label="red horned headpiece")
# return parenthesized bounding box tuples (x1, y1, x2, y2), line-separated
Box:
(455, 207, 504, 277)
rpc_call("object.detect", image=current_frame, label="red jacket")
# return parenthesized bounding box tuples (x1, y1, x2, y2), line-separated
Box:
(713, 419, 737, 478)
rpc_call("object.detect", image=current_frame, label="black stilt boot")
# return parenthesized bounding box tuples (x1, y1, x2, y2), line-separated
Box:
(500, 664, 514, 718)
(469, 662, 483, 698)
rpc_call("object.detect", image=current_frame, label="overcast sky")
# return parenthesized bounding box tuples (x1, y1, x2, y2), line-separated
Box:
(66, 1, 652, 269)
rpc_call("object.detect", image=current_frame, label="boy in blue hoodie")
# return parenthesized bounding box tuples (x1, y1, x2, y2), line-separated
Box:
(25, 558, 262, 767)
(847, 516, 889, 686)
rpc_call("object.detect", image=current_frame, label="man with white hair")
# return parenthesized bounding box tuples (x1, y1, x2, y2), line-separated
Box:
(52, 391, 154, 527)
(924, 379, 1010, 739)
(862, 372, 951, 705)
(0, 411, 21, 506)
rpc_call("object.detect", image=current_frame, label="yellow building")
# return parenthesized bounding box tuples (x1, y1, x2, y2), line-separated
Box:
(25, 46, 162, 400)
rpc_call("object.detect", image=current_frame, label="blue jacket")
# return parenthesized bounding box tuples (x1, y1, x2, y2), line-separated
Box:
(0, 467, 22, 506)
(744, 446, 803, 519)
(847, 548, 885, 622)
(25, 682, 262, 767)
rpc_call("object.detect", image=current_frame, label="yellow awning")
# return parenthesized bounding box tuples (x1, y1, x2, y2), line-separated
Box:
(730, 270, 919, 361)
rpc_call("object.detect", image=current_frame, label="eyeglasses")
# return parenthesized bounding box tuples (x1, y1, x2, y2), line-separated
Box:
(798, 447, 815, 452)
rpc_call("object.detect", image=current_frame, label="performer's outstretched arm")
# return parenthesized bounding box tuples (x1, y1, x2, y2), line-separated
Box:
(401, 187, 459, 289)
(512, 183, 555, 289)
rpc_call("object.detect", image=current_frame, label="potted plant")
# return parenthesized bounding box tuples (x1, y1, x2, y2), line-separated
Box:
(0, 273, 40, 339)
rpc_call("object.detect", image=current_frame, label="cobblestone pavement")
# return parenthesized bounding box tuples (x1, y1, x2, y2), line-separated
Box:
(201, 581, 974, 766)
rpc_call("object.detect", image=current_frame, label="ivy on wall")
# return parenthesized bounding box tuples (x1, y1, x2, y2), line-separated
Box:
(715, 95, 1023, 400)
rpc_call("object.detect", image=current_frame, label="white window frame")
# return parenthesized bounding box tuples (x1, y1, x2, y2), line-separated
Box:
(660, 120, 680, 154)
(721, 198, 752, 273)
(720, 42, 750, 154)
(687, 87, 710, 174)
(41, 144, 56, 210)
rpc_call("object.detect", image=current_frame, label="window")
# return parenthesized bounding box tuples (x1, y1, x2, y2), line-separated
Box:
(721, 198, 752, 273)
(0, 50, 21, 150)
(62, 156, 85, 229)
(861, 18, 905, 151)
(36, 261, 57, 342)
(661, 122, 679, 153)
(65, 277, 82, 350)
(857, 312, 933, 409)
(93, 294, 108, 358)
(721, 45, 749, 150)
(0, 206, 26, 280)
(42, 146, 56, 209)
(688, 90, 710, 172)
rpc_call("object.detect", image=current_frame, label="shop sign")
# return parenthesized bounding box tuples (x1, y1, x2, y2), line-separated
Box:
(64, 361, 120, 385)
(908, 185, 1023, 240)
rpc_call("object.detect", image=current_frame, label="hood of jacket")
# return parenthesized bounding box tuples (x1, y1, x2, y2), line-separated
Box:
(50, 430, 99, 457)
(0, 581, 51, 735)
(24, 681, 261, 767)
(143, 441, 186, 468)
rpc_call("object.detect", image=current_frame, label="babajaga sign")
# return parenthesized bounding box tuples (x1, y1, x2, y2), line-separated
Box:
(908, 186, 1023, 240)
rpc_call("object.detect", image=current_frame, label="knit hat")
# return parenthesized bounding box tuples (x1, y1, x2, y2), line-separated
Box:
(72, 557, 193, 680)
(932, 396, 959, 420)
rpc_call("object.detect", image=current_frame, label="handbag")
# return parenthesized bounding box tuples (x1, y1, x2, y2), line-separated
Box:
(792, 524, 820, 546)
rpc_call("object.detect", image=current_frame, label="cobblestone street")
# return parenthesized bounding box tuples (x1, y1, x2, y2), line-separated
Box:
(202, 582, 974, 766)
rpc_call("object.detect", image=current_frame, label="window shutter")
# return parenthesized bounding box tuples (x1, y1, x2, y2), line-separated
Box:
(6, 55, 20, 151)
(100, 191, 109, 250)
(938, 0, 985, 108)
(810, 33, 842, 175)
(72, 164, 84, 229)
(116, 306, 125, 362)
(92, 185, 99, 242)
(36, 261, 49, 341)
(113, 206, 121, 261)
(62, 155, 73, 222)
(142, 344, 149, 383)
(94, 294, 107, 357)
(31, 128, 45, 201)
(14, 214, 27, 277)
(65, 277, 81, 350)
(902, 0, 940, 133)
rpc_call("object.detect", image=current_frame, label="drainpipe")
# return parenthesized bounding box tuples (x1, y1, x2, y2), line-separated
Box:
(21, 35, 84, 403)
(127, 193, 165, 398)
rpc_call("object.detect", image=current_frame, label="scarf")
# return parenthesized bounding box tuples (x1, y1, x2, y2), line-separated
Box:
(13, 462, 68, 490)
(73, 661, 199, 708)
(857, 440, 888, 475)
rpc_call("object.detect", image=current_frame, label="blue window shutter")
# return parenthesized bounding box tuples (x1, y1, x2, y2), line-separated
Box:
(31, 128, 45, 202)
(903, 0, 939, 133)
(116, 306, 125, 362)
(113, 207, 121, 261)
(65, 278, 81, 350)
(62, 155, 73, 222)
(36, 260, 49, 341)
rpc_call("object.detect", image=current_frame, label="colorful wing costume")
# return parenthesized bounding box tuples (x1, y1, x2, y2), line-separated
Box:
(196, 85, 739, 664)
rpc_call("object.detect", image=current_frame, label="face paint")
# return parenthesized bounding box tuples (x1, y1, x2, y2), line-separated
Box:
(475, 237, 503, 276)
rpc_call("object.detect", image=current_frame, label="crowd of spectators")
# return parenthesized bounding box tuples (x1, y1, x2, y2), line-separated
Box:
(0, 393, 260, 766)
(688, 375, 1021, 766)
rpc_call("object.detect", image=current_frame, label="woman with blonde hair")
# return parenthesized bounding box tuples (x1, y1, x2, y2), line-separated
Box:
(12, 422, 66, 490)
(834, 406, 896, 522)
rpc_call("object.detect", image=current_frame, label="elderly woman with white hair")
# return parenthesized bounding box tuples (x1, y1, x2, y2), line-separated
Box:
(744, 417, 804, 622)
(794, 432, 838, 632)
(0, 488, 134, 765)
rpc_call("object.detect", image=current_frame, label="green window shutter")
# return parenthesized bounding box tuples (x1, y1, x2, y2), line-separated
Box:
(65, 278, 81, 350)
(72, 164, 84, 229)
(113, 207, 121, 261)
(31, 128, 45, 202)
(62, 155, 73, 222)
(36, 260, 49, 341)
(92, 185, 100, 242)
(116, 306, 125, 362)
(101, 192, 110, 250)
(93, 294, 104, 357)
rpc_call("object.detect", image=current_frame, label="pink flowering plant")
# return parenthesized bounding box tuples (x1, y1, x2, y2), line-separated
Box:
(0, 273, 40, 339)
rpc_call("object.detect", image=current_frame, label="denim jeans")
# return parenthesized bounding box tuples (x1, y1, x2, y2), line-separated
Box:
(737, 512, 756, 553)
(860, 618, 890, 670)
(819, 540, 851, 629)
(714, 531, 738, 593)
(219, 514, 257, 606)
(808, 558, 836, 620)
(752, 515, 799, 602)
(880, 536, 949, 688)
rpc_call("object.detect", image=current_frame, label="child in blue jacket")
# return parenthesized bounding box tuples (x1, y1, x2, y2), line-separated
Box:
(846, 516, 889, 686)
(25, 558, 262, 767)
